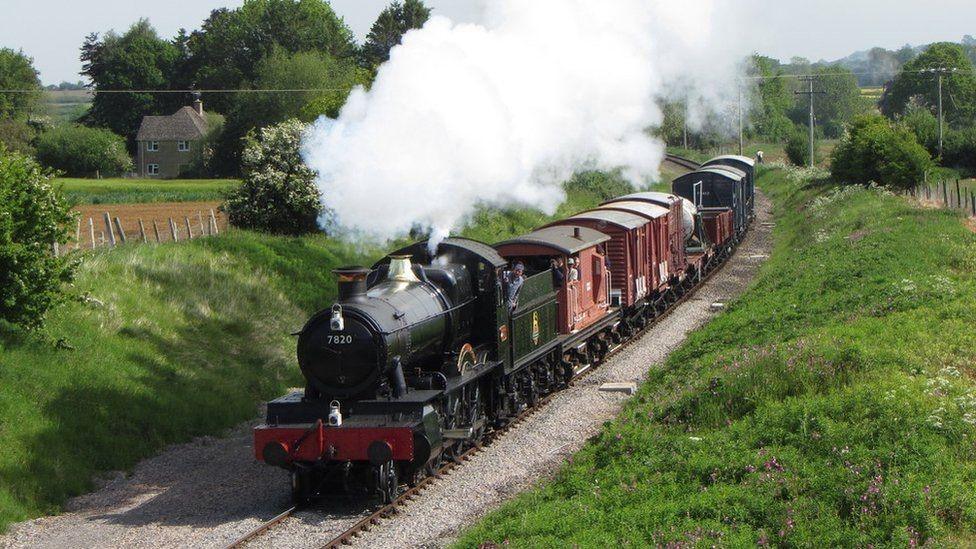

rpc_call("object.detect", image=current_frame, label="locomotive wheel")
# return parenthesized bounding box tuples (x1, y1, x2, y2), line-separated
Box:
(374, 461, 398, 504)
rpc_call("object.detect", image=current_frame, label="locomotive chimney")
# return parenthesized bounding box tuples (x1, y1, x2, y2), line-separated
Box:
(573, 227, 582, 239)
(334, 267, 370, 300)
(387, 255, 420, 283)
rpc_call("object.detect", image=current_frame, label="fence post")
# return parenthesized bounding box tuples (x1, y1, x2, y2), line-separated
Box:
(209, 209, 219, 235)
(198, 211, 206, 236)
(52, 241, 59, 257)
(153, 220, 161, 243)
(169, 218, 179, 242)
(138, 219, 148, 243)
(103, 212, 116, 246)
(114, 217, 127, 243)
(184, 216, 193, 239)
(972, 191, 975, 217)
(88, 217, 96, 249)
(943, 181, 948, 207)
(75, 218, 81, 251)
(956, 180, 962, 208)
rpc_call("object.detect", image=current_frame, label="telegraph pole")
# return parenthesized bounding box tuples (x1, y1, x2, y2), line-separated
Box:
(795, 76, 826, 168)
(926, 67, 958, 158)
(737, 82, 744, 156)
(683, 103, 689, 149)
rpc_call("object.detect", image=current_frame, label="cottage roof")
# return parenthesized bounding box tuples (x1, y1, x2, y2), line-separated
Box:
(136, 106, 208, 141)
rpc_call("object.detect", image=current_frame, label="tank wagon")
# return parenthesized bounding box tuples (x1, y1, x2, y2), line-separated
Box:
(253, 158, 750, 505)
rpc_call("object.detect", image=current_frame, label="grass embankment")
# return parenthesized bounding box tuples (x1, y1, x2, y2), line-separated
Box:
(458, 167, 976, 546)
(0, 233, 372, 530)
(57, 178, 240, 205)
(0, 170, 657, 532)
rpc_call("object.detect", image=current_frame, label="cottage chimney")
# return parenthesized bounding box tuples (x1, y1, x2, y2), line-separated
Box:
(193, 98, 204, 116)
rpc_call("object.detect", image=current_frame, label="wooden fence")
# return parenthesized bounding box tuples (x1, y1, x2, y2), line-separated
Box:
(907, 180, 976, 218)
(57, 208, 223, 256)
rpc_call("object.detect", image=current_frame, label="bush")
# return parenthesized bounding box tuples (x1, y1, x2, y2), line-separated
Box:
(831, 115, 933, 189)
(35, 125, 132, 177)
(0, 148, 75, 330)
(942, 127, 976, 171)
(785, 128, 810, 166)
(223, 119, 322, 235)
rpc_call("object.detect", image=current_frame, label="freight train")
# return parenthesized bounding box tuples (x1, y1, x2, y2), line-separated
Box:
(254, 155, 756, 504)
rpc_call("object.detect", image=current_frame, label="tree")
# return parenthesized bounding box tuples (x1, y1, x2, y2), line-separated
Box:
(186, 0, 357, 113)
(80, 20, 186, 147)
(0, 48, 42, 120)
(831, 115, 933, 189)
(0, 120, 36, 156)
(360, 0, 432, 68)
(35, 125, 133, 177)
(900, 102, 939, 154)
(790, 64, 865, 139)
(223, 119, 322, 234)
(211, 49, 366, 175)
(746, 55, 795, 142)
(880, 43, 976, 125)
(0, 148, 75, 330)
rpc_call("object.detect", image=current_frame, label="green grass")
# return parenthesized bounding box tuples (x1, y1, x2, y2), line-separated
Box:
(456, 166, 976, 547)
(0, 231, 377, 530)
(57, 178, 240, 205)
(0, 169, 662, 533)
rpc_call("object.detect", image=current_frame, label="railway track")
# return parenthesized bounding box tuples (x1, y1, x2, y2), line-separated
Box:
(663, 153, 703, 172)
(222, 201, 762, 549)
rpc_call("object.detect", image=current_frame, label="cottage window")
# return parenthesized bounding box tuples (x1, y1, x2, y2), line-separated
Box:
(178, 141, 190, 152)
(147, 164, 159, 176)
(147, 141, 159, 152)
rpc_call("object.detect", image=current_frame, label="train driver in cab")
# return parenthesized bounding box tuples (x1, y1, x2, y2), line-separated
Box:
(504, 262, 526, 311)
(550, 257, 566, 288)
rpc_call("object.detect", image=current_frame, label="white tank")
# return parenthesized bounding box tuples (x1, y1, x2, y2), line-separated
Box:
(636, 192, 697, 242)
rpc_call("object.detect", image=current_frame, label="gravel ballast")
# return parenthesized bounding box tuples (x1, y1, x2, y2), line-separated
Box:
(0, 193, 772, 549)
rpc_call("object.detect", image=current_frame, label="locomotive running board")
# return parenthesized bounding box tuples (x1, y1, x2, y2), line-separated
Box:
(443, 428, 473, 440)
(443, 419, 485, 440)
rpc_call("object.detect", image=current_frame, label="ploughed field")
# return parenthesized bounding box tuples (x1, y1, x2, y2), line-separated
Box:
(71, 201, 230, 249)
(456, 165, 976, 547)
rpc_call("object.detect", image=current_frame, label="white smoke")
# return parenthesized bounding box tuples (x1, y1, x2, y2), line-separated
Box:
(303, 0, 748, 253)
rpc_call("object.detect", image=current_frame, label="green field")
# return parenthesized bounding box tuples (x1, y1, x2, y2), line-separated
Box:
(0, 170, 655, 533)
(57, 178, 240, 205)
(457, 166, 976, 546)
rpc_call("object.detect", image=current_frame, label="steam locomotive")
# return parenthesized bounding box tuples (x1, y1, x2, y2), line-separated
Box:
(254, 155, 755, 504)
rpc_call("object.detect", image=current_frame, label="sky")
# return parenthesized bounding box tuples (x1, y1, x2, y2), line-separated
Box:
(0, 0, 973, 85)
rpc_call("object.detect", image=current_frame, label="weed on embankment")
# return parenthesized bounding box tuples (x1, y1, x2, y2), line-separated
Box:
(456, 166, 976, 547)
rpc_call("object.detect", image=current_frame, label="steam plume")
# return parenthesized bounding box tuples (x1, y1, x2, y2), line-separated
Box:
(303, 0, 746, 253)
